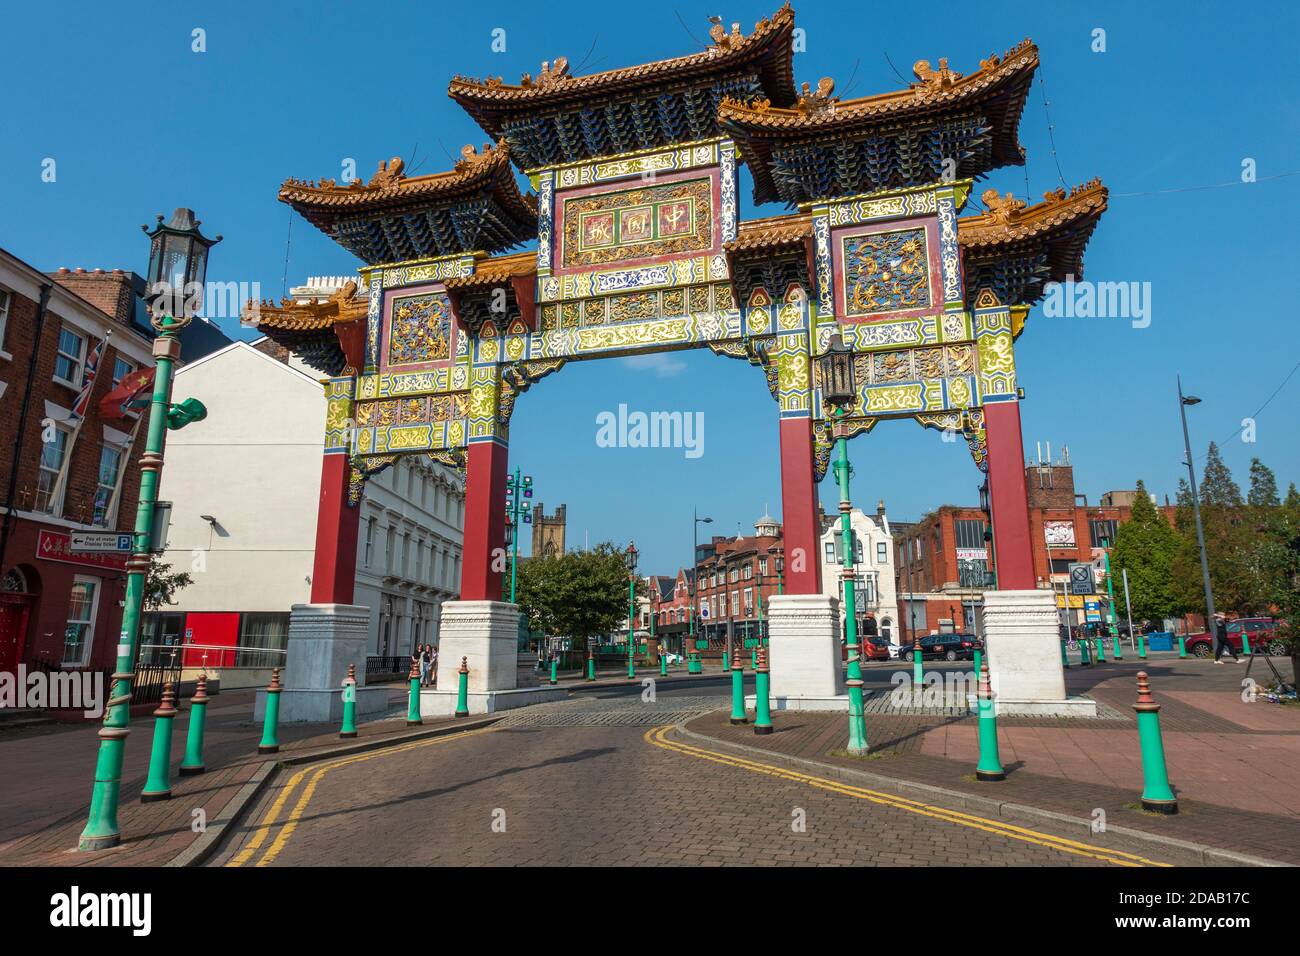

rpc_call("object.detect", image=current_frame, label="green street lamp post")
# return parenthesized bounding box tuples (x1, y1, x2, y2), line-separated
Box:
(690, 509, 711, 660)
(1101, 538, 1122, 659)
(625, 541, 638, 680)
(1177, 377, 1218, 650)
(503, 470, 532, 604)
(818, 334, 867, 754)
(79, 211, 217, 851)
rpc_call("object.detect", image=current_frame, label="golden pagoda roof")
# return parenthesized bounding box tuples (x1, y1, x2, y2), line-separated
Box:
(442, 251, 537, 292)
(957, 178, 1108, 250)
(724, 211, 813, 253)
(720, 39, 1038, 205)
(448, 4, 798, 161)
(246, 281, 368, 333)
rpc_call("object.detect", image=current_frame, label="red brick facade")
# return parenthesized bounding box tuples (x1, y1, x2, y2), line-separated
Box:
(0, 255, 156, 675)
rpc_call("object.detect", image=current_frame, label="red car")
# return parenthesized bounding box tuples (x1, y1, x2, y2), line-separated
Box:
(1187, 618, 1288, 657)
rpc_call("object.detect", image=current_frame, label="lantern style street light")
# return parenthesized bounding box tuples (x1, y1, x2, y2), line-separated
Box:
(817, 333, 868, 755)
(625, 541, 639, 679)
(504, 470, 532, 604)
(80, 210, 217, 852)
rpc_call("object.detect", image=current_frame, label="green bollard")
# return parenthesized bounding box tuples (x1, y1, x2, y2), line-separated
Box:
(339, 663, 358, 738)
(1095, 637, 1106, 663)
(1133, 672, 1177, 814)
(1138, 634, 1147, 659)
(911, 640, 924, 688)
(973, 648, 983, 676)
(140, 683, 178, 802)
(1113, 634, 1123, 660)
(549, 657, 558, 685)
(1080, 639, 1091, 666)
(1241, 631, 1251, 656)
(1060, 640, 1070, 669)
(406, 661, 422, 726)
(730, 657, 747, 725)
(260, 668, 284, 750)
(454, 656, 470, 718)
(660, 652, 667, 677)
(1177, 635, 1187, 659)
(722, 650, 729, 672)
(178, 674, 209, 776)
(975, 662, 1006, 781)
(586, 654, 596, 681)
(751, 648, 757, 668)
(753, 647, 773, 735)
(627, 653, 636, 680)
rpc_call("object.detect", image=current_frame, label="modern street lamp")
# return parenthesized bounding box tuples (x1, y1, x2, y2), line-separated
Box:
(625, 540, 639, 679)
(80, 210, 217, 852)
(690, 509, 712, 660)
(817, 333, 868, 754)
(1177, 377, 1218, 635)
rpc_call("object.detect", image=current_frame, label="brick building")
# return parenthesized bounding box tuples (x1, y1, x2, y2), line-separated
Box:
(893, 458, 1176, 638)
(0, 253, 159, 674)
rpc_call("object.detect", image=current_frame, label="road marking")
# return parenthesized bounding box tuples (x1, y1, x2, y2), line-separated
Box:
(226, 727, 495, 867)
(645, 725, 1171, 867)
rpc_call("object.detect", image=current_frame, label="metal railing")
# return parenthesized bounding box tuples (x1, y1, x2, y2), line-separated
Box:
(365, 655, 410, 684)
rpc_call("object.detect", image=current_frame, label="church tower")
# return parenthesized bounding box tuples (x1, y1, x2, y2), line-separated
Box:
(532, 502, 567, 558)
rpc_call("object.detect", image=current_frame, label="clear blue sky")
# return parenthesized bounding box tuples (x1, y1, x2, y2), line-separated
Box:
(3, 1, 1297, 574)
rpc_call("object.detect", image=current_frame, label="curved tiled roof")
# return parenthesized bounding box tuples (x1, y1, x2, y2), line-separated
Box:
(957, 178, 1108, 250)
(442, 251, 537, 292)
(448, 4, 798, 143)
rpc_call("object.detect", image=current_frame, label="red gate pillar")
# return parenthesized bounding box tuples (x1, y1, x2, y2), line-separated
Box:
(778, 417, 822, 595)
(309, 452, 360, 604)
(984, 400, 1035, 590)
(460, 438, 508, 601)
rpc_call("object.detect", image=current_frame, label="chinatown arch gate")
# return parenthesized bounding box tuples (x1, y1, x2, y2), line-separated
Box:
(251, 4, 1107, 719)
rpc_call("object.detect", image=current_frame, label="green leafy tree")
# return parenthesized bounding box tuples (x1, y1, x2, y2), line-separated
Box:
(1200, 442, 1243, 507)
(1285, 483, 1300, 509)
(1247, 458, 1280, 507)
(516, 543, 638, 652)
(144, 556, 193, 611)
(1109, 481, 1180, 623)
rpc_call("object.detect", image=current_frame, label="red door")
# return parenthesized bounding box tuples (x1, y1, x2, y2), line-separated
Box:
(0, 595, 32, 673)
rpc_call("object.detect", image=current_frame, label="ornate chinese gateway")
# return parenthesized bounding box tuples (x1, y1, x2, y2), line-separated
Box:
(251, 4, 1107, 715)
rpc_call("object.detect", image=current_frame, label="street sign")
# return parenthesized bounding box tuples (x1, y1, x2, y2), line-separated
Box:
(1085, 600, 1101, 622)
(700, 607, 710, 619)
(70, 532, 132, 554)
(1068, 563, 1096, 596)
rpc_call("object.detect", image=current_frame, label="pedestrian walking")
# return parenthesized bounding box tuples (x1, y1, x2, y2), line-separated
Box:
(419, 643, 432, 685)
(429, 644, 439, 688)
(1213, 614, 1239, 663)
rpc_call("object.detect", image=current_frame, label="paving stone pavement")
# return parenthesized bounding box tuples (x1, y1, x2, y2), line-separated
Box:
(208, 684, 1197, 868)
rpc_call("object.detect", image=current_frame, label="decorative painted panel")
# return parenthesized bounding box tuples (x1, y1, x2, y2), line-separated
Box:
(385, 291, 453, 369)
(560, 176, 713, 269)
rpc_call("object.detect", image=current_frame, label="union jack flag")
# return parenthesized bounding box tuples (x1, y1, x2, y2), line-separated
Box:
(70, 335, 106, 420)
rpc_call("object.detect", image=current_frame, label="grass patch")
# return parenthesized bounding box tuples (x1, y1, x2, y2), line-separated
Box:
(829, 747, 896, 761)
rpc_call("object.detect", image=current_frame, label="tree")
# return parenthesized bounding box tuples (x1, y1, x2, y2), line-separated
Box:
(1109, 481, 1180, 622)
(1200, 442, 1243, 507)
(144, 556, 193, 611)
(1247, 458, 1280, 507)
(516, 543, 638, 652)
(1285, 483, 1300, 510)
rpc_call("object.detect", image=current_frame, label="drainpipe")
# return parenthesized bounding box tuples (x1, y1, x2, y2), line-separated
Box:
(0, 283, 52, 574)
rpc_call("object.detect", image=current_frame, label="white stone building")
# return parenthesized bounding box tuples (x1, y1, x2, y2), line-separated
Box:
(819, 500, 898, 646)
(147, 281, 464, 686)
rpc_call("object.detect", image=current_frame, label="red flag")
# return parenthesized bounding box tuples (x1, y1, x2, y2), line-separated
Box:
(98, 366, 155, 421)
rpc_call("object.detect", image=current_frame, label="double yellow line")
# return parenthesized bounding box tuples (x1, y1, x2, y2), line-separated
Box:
(645, 725, 1171, 867)
(226, 726, 494, 867)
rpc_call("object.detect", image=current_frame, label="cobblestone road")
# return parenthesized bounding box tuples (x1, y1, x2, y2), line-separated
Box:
(209, 681, 1191, 867)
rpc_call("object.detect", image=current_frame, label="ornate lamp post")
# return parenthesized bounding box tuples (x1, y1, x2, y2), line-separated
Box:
(624, 540, 639, 680)
(503, 470, 532, 603)
(690, 510, 712, 658)
(817, 334, 868, 755)
(80, 210, 216, 851)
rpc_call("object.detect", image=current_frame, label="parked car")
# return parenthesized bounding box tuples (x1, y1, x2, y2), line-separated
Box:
(900, 633, 984, 662)
(1187, 618, 1288, 658)
(862, 635, 893, 661)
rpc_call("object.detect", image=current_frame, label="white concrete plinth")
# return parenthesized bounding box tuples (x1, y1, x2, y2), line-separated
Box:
(983, 589, 1097, 717)
(766, 593, 845, 709)
(436, 600, 522, 692)
(745, 693, 849, 712)
(419, 685, 566, 717)
(255, 603, 388, 723)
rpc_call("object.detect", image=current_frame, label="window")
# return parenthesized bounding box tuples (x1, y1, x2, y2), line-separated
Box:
(955, 519, 986, 550)
(111, 355, 136, 386)
(825, 541, 836, 564)
(877, 542, 888, 563)
(402, 532, 411, 577)
(92, 443, 124, 527)
(759, 558, 767, 576)
(415, 538, 424, 581)
(0, 287, 10, 351)
(35, 424, 70, 513)
(63, 576, 100, 665)
(730, 591, 739, 616)
(384, 526, 395, 572)
(237, 612, 290, 667)
(1090, 519, 1118, 548)
(364, 517, 376, 568)
(55, 327, 86, 385)
(743, 563, 752, 580)
(744, 588, 753, 615)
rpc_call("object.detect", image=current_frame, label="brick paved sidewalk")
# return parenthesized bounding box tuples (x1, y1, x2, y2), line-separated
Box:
(0, 686, 489, 867)
(687, 656, 1299, 866)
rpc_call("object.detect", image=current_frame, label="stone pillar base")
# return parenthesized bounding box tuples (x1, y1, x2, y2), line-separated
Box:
(254, 603, 388, 723)
(436, 600, 521, 692)
(983, 589, 1096, 717)
(767, 593, 845, 707)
